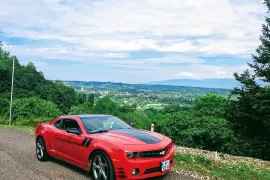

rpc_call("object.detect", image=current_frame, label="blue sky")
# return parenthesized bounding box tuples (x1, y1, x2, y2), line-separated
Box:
(0, 0, 267, 83)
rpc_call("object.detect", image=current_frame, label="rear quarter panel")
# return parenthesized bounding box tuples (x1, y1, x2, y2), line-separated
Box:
(35, 123, 55, 155)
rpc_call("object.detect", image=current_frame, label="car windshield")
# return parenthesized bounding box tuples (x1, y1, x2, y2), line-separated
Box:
(80, 116, 132, 134)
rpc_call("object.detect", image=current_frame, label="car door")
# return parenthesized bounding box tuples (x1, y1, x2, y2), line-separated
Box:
(54, 118, 88, 168)
(54, 118, 72, 160)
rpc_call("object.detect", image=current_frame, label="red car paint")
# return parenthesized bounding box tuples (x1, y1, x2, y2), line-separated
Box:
(35, 115, 174, 179)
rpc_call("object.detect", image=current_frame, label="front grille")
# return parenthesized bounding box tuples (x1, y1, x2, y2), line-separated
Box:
(138, 146, 168, 158)
(144, 167, 160, 174)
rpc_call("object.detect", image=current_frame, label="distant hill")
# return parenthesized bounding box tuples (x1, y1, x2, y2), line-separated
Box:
(64, 80, 229, 94)
(149, 78, 268, 89)
(63, 80, 230, 106)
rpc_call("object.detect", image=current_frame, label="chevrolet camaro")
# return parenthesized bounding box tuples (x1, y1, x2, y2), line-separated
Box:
(35, 114, 174, 180)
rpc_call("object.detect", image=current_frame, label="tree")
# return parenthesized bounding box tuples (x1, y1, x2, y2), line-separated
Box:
(11, 97, 62, 120)
(194, 94, 229, 118)
(35, 81, 79, 114)
(77, 93, 87, 104)
(227, 0, 270, 159)
(160, 111, 234, 153)
(120, 111, 152, 130)
(0, 43, 80, 114)
(93, 97, 119, 115)
(88, 94, 95, 109)
(69, 102, 93, 115)
(0, 98, 9, 115)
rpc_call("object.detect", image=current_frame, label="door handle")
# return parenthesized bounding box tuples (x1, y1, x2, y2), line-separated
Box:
(55, 133, 59, 137)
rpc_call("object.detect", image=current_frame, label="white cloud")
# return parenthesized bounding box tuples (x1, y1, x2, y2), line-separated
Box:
(102, 53, 129, 58)
(212, 70, 227, 77)
(3, 44, 205, 66)
(0, 0, 266, 55)
(177, 72, 197, 78)
(0, 0, 267, 82)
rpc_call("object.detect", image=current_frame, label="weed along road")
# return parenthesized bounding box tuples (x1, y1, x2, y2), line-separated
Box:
(0, 127, 194, 180)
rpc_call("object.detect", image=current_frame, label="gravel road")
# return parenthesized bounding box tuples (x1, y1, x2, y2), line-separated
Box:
(0, 127, 194, 180)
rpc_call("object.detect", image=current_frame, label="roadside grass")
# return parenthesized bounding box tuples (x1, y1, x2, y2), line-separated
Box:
(1, 123, 270, 180)
(174, 153, 270, 180)
(0, 124, 35, 134)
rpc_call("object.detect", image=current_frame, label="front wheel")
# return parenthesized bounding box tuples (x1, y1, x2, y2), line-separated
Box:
(36, 137, 49, 161)
(90, 151, 115, 180)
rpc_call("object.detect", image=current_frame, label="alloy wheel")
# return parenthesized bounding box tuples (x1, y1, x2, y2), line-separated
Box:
(92, 155, 109, 180)
(36, 139, 44, 160)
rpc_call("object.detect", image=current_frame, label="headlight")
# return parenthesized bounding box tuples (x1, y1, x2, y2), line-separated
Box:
(125, 151, 138, 159)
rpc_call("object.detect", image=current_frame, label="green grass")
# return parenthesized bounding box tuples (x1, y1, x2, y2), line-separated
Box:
(174, 153, 270, 180)
(0, 124, 35, 134)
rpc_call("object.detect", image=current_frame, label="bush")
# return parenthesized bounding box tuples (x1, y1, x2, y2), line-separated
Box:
(120, 110, 152, 130)
(0, 98, 9, 116)
(69, 102, 93, 115)
(159, 111, 234, 153)
(10, 97, 62, 124)
(0, 116, 8, 124)
(194, 94, 229, 117)
(93, 97, 119, 115)
(15, 117, 52, 126)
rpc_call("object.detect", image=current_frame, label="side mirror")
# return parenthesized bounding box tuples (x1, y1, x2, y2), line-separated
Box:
(67, 128, 81, 135)
(129, 122, 135, 127)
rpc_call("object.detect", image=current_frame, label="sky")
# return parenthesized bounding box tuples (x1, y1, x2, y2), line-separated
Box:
(0, 0, 267, 83)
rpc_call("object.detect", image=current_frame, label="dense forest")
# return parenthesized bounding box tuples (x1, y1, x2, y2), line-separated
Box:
(1, 1, 270, 161)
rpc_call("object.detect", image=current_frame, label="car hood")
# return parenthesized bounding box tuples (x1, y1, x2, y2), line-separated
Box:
(99, 129, 165, 145)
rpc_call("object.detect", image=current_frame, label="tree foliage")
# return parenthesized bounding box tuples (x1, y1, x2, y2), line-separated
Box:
(93, 97, 119, 115)
(226, 0, 270, 159)
(160, 111, 234, 153)
(69, 102, 93, 115)
(0, 42, 79, 114)
(11, 97, 62, 120)
(194, 94, 229, 117)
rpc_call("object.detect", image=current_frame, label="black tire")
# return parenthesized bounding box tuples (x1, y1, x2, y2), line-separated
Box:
(90, 151, 115, 180)
(36, 137, 49, 161)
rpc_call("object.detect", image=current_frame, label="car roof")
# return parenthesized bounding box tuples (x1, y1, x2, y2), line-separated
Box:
(73, 114, 113, 118)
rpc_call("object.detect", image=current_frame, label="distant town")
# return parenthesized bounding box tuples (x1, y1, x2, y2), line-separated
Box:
(65, 81, 229, 109)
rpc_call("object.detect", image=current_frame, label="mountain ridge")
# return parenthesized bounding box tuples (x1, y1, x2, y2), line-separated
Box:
(149, 78, 268, 89)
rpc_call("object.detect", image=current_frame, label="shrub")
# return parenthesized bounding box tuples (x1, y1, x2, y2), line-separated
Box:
(10, 97, 62, 123)
(194, 94, 229, 117)
(0, 98, 9, 116)
(0, 116, 8, 124)
(15, 117, 52, 126)
(159, 111, 235, 153)
(69, 102, 93, 115)
(93, 97, 119, 115)
(120, 110, 152, 130)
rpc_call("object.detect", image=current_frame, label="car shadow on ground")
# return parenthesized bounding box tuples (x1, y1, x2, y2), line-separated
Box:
(50, 158, 167, 180)
(50, 158, 91, 177)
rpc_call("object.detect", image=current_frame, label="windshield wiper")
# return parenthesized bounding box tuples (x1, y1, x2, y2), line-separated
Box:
(112, 127, 133, 130)
(88, 129, 109, 134)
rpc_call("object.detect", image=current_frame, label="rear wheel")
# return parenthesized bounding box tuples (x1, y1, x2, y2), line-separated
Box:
(36, 137, 49, 161)
(90, 151, 115, 180)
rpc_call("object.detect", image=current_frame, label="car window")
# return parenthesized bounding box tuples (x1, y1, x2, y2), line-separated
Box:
(60, 119, 82, 132)
(53, 119, 62, 129)
(80, 116, 132, 134)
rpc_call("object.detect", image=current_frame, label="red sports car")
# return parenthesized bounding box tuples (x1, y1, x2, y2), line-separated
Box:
(35, 114, 174, 180)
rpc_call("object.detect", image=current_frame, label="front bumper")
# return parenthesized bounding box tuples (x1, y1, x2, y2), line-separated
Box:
(113, 143, 174, 180)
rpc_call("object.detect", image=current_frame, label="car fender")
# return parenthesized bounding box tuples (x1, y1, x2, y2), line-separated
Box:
(88, 138, 126, 168)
